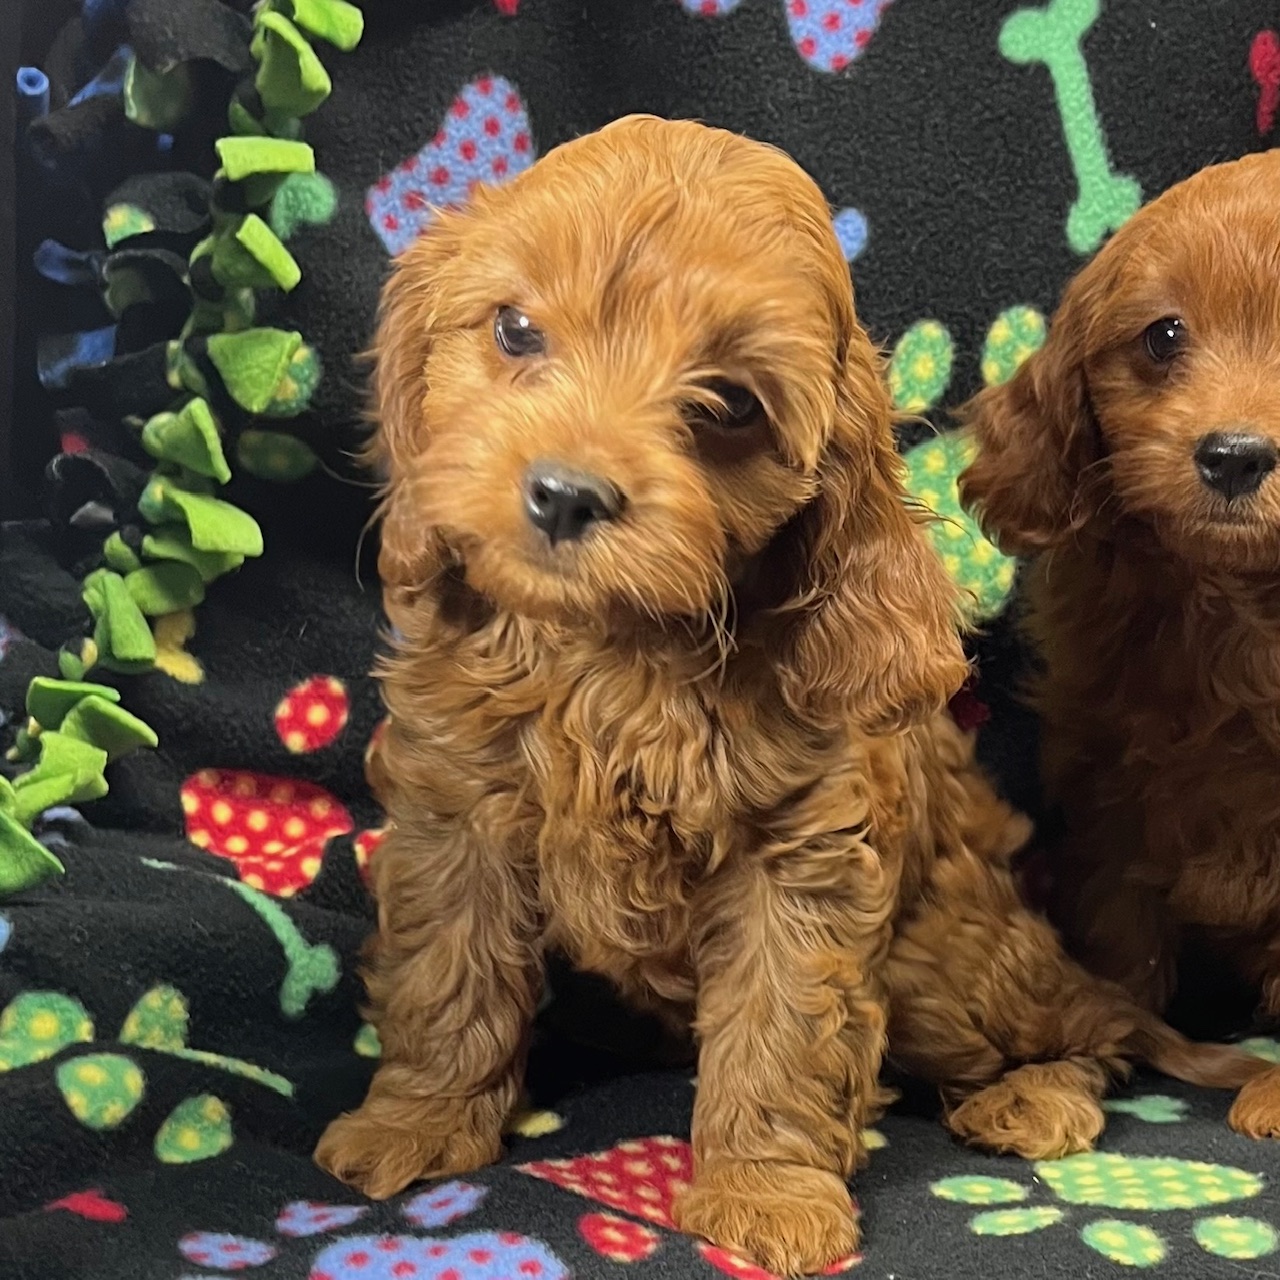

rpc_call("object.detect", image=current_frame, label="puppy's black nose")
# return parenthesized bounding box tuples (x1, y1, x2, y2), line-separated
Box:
(523, 461, 624, 545)
(1194, 433, 1278, 501)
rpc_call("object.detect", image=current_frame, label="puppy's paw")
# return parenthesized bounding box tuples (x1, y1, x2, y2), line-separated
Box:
(674, 1161, 858, 1277)
(1229, 1066, 1280, 1139)
(947, 1062, 1105, 1160)
(315, 1102, 501, 1199)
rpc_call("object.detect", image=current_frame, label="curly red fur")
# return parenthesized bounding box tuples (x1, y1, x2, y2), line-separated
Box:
(316, 120, 1280, 1275)
(960, 150, 1280, 1133)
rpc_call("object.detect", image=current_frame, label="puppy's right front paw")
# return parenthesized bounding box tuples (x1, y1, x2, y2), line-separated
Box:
(674, 1161, 858, 1277)
(315, 1104, 500, 1200)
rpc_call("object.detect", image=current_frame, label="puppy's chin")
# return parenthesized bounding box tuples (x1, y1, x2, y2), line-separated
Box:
(444, 532, 729, 629)
(1147, 510, 1280, 576)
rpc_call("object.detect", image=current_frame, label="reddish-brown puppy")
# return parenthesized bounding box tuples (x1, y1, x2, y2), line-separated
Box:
(317, 119, 1280, 1274)
(961, 151, 1280, 1124)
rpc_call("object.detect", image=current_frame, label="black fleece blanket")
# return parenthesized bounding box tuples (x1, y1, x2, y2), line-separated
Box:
(4, 1, 1280, 1277)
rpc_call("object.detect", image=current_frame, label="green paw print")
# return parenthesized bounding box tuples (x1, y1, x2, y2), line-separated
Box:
(934, 1151, 1271, 1267)
(1103, 1093, 1188, 1124)
(0, 984, 291, 1162)
(896, 306, 1044, 622)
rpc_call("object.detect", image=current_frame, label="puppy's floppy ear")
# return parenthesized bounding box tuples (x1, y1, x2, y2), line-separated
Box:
(366, 221, 458, 590)
(777, 324, 969, 734)
(958, 272, 1102, 555)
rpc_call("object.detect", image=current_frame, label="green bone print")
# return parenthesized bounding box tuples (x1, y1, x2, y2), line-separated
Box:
(1000, 0, 1141, 253)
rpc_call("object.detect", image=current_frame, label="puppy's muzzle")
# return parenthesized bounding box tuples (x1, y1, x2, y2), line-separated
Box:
(523, 460, 625, 545)
(1193, 431, 1278, 502)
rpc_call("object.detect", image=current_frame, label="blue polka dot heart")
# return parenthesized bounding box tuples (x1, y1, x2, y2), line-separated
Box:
(683, 0, 898, 73)
(365, 77, 536, 256)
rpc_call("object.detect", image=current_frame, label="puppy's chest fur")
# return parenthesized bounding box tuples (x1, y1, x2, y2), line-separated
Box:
(523, 644, 857, 990)
(1033, 553, 1280, 935)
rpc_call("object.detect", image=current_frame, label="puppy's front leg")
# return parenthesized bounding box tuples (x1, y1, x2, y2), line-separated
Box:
(675, 848, 889, 1276)
(315, 801, 540, 1199)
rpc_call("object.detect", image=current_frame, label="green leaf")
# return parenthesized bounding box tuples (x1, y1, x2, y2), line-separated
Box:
(120, 985, 189, 1051)
(253, 10, 333, 117)
(56, 1053, 146, 1130)
(124, 562, 206, 616)
(58, 698, 158, 761)
(154, 1094, 234, 1163)
(103, 531, 142, 573)
(103, 203, 158, 249)
(140, 399, 231, 483)
(142, 527, 245, 583)
(26, 677, 120, 731)
(0, 810, 65, 895)
(0, 992, 91, 1068)
(215, 137, 315, 183)
(211, 216, 302, 292)
(139, 479, 263, 557)
(167, 489, 264, 557)
(237, 430, 317, 481)
(123, 55, 193, 131)
(271, 0, 364, 50)
(207, 328, 302, 414)
(10, 731, 110, 823)
(84, 570, 157, 669)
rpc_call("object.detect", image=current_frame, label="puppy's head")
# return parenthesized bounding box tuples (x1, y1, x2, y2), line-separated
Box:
(373, 115, 964, 729)
(961, 150, 1280, 574)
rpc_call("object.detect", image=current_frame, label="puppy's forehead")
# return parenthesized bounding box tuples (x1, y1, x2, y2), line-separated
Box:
(1118, 151, 1280, 305)
(477, 122, 842, 339)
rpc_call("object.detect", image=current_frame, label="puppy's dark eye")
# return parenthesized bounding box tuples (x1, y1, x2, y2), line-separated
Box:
(495, 306, 545, 357)
(1143, 317, 1186, 364)
(689, 380, 762, 430)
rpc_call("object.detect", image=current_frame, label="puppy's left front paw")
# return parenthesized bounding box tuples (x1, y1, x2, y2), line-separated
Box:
(674, 1161, 857, 1277)
(1229, 1066, 1280, 1139)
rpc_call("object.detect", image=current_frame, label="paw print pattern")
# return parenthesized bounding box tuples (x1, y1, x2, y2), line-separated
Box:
(520, 1138, 861, 1278)
(933, 1151, 1272, 1267)
(681, 0, 897, 73)
(175, 1191, 568, 1280)
(403, 1182, 489, 1227)
(366, 77, 535, 256)
(179, 1232, 278, 1269)
(276, 1202, 370, 1237)
(310, 1231, 567, 1280)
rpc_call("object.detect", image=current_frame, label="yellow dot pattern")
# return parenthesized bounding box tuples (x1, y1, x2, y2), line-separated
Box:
(154, 1094, 233, 1164)
(1035, 1153, 1262, 1210)
(1194, 1215, 1279, 1260)
(903, 430, 1016, 621)
(889, 320, 954, 414)
(931, 1175, 1028, 1205)
(119, 985, 189, 1052)
(55, 1053, 145, 1130)
(970, 1206, 1064, 1236)
(1081, 1219, 1166, 1267)
(0, 992, 94, 1069)
(980, 306, 1046, 388)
